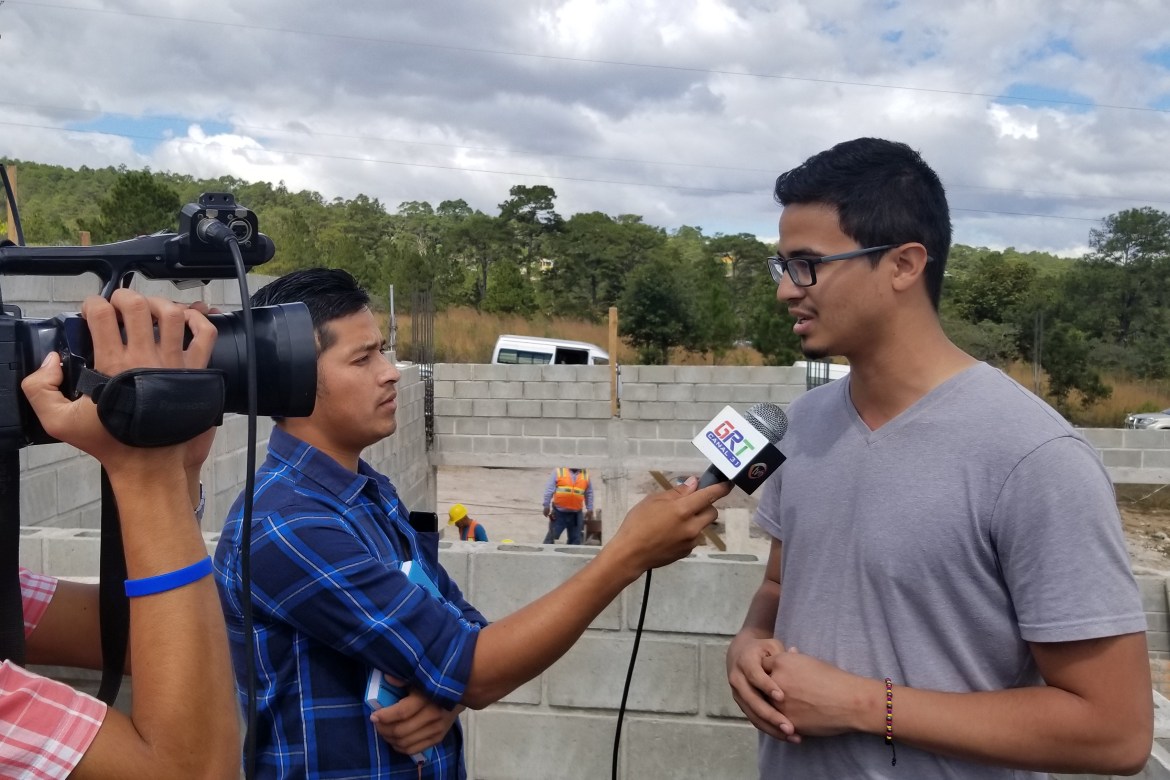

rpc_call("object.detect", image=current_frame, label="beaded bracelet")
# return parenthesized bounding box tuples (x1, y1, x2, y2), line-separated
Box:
(124, 556, 213, 598)
(884, 677, 897, 766)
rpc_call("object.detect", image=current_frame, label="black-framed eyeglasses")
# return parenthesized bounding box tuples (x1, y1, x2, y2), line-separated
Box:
(766, 244, 900, 288)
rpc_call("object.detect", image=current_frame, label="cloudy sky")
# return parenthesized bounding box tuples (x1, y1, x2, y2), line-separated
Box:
(4, 0, 1170, 256)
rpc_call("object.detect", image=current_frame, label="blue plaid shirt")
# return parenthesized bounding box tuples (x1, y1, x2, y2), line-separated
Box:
(213, 427, 487, 779)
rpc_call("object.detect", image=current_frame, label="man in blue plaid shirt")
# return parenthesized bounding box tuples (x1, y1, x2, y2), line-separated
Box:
(213, 268, 730, 779)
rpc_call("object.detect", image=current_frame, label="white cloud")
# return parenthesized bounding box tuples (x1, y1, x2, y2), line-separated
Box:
(3, 0, 1170, 254)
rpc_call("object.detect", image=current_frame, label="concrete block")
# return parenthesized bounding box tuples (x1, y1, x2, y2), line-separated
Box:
(579, 438, 609, 456)
(6, 276, 54, 300)
(543, 437, 579, 455)
(522, 382, 561, 400)
(637, 440, 678, 459)
(56, 460, 101, 513)
(434, 416, 456, 436)
(522, 419, 559, 437)
(19, 532, 43, 570)
(26, 442, 78, 469)
(499, 675, 542, 705)
(546, 635, 699, 713)
(638, 402, 677, 420)
(497, 364, 545, 382)
(1081, 428, 1125, 448)
(437, 363, 474, 381)
(541, 365, 584, 382)
(556, 381, 595, 401)
(1139, 577, 1169, 612)
(488, 419, 524, 436)
(19, 471, 58, 525)
(468, 364, 509, 381)
(558, 419, 600, 438)
(619, 401, 641, 419)
(473, 437, 508, 454)
(637, 366, 675, 383)
(659, 421, 702, 440)
(625, 718, 759, 779)
(471, 549, 621, 629)
(622, 383, 658, 402)
(627, 554, 765, 635)
(675, 366, 717, 384)
(732, 384, 771, 405)
(768, 384, 805, 405)
(434, 398, 473, 417)
(1125, 429, 1170, 449)
(1102, 449, 1143, 468)
(658, 383, 695, 403)
(431, 379, 455, 398)
(507, 436, 545, 455)
(506, 400, 543, 418)
(472, 399, 508, 417)
(702, 640, 744, 718)
(439, 435, 478, 454)
(542, 400, 578, 418)
(577, 401, 612, 419)
(471, 710, 615, 779)
(42, 531, 102, 576)
(454, 380, 490, 399)
(437, 546, 470, 593)
(695, 384, 735, 402)
(455, 417, 491, 435)
(1147, 450, 1170, 469)
(489, 381, 524, 400)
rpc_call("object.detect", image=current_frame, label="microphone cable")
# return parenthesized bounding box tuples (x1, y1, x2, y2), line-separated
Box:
(612, 569, 651, 780)
(199, 219, 261, 779)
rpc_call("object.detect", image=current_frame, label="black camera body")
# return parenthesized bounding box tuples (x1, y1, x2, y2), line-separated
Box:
(0, 193, 317, 450)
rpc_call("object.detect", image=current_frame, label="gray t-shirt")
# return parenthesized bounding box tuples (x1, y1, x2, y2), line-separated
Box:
(753, 363, 1146, 779)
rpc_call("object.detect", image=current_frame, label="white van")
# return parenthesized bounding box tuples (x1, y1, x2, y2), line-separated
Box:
(491, 335, 610, 366)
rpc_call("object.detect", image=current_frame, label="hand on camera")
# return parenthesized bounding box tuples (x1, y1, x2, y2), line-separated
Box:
(22, 290, 217, 477)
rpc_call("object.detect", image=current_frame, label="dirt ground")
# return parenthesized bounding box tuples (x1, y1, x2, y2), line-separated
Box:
(438, 466, 1170, 573)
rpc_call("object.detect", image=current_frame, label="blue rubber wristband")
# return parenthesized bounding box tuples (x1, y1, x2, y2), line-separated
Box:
(124, 556, 213, 597)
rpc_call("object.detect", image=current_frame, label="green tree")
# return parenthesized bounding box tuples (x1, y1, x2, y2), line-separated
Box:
(618, 246, 696, 364)
(689, 251, 737, 360)
(483, 259, 537, 315)
(78, 168, 180, 243)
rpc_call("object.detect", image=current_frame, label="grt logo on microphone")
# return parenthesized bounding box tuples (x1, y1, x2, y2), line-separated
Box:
(706, 420, 756, 468)
(693, 405, 771, 480)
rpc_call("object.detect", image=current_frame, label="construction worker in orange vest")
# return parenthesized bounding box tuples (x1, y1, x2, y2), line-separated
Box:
(542, 467, 593, 545)
(448, 503, 488, 542)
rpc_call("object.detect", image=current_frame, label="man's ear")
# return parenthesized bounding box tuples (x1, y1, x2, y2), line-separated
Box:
(889, 243, 931, 293)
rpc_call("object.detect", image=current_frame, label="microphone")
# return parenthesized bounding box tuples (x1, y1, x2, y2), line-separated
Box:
(693, 402, 788, 494)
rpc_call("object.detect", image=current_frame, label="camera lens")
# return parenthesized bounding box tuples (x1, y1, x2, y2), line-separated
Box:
(206, 303, 317, 417)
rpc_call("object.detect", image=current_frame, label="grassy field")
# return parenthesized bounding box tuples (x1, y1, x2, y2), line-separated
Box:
(386, 308, 1170, 428)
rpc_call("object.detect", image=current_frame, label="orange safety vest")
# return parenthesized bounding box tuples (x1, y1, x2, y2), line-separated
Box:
(552, 468, 589, 512)
(459, 520, 482, 541)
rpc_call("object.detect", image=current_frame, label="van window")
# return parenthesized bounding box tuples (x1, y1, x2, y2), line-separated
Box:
(497, 347, 553, 365)
(553, 347, 589, 365)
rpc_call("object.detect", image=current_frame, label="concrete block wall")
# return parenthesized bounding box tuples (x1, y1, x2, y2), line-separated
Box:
(32, 536, 1170, 779)
(1082, 428, 1170, 485)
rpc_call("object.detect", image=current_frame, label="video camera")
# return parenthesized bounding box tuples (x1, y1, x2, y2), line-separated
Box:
(0, 192, 317, 449)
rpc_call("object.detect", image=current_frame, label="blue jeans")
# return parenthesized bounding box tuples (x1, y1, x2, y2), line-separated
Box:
(544, 508, 583, 545)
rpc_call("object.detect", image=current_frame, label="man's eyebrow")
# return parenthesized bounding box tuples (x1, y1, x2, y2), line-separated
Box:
(778, 246, 821, 258)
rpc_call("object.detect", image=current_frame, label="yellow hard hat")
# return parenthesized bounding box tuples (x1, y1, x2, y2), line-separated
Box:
(448, 503, 468, 525)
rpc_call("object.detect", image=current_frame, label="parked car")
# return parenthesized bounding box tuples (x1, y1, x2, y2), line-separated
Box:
(1124, 409, 1170, 429)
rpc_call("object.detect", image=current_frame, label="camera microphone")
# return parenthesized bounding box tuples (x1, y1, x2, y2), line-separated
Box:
(693, 402, 788, 494)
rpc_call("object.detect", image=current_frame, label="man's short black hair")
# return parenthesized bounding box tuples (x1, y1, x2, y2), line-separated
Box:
(774, 137, 952, 309)
(250, 267, 371, 353)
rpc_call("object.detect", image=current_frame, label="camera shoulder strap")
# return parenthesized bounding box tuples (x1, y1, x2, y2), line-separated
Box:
(96, 468, 129, 704)
(0, 451, 25, 665)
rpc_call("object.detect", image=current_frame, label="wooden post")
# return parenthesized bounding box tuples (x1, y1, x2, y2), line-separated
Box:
(608, 306, 618, 417)
(79, 231, 91, 246)
(4, 166, 16, 243)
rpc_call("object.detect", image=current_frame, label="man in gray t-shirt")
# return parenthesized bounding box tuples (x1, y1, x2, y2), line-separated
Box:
(727, 138, 1152, 779)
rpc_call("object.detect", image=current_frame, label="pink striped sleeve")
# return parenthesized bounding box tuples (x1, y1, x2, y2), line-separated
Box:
(0, 661, 106, 779)
(18, 568, 57, 638)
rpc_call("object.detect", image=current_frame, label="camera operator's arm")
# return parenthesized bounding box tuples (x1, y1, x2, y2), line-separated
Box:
(21, 290, 237, 779)
(25, 426, 215, 672)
